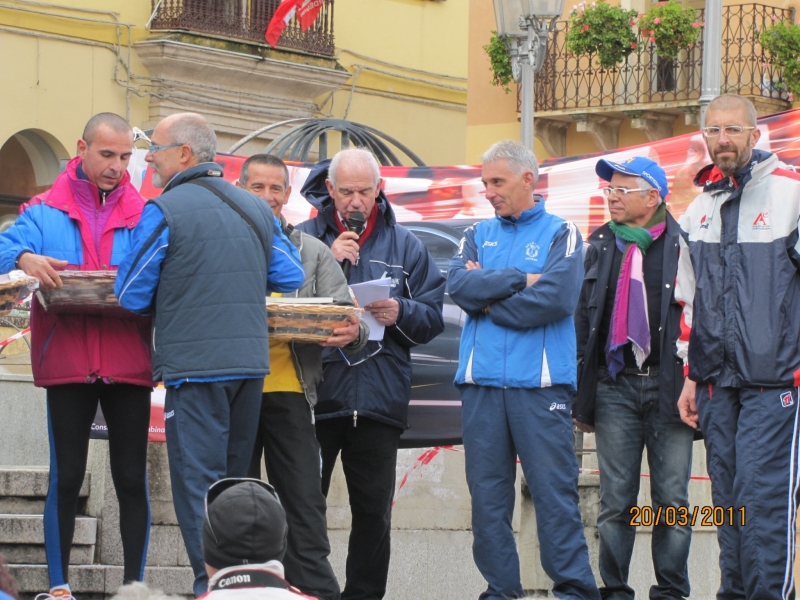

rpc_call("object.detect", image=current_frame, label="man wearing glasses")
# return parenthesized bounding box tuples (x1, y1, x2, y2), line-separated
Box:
(115, 112, 304, 597)
(574, 157, 695, 599)
(676, 94, 800, 596)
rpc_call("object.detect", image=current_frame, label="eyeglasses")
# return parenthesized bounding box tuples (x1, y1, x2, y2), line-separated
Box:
(601, 187, 651, 197)
(147, 142, 184, 154)
(204, 478, 279, 544)
(701, 126, 756, 138)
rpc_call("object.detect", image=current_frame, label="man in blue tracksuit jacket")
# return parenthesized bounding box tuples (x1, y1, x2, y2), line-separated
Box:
(114, 113, 304, 597)
(448, 141, 600, 600)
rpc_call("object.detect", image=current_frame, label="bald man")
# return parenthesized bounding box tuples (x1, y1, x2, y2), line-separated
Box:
(676, 94, 800, 597)
(115, 112, 304, 597)
(0, 113, 152, 599)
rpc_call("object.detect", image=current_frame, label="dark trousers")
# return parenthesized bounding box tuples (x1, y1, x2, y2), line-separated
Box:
(44, 383, 151, 588)
(696, 384, 800, 600)
(164, 378, 263, 598)
(248, 392, 340, 600)
(594, 370, 694, 600)
(316, 416, 403, 600)
(460, 384, 600, 600)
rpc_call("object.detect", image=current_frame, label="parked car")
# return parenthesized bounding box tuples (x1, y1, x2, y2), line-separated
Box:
(401, 220, 477, 447)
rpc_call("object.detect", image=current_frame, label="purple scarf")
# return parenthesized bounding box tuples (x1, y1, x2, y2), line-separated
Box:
(605, 205, 667, 379)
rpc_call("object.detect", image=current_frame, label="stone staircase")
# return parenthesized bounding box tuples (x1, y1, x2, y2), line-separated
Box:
(0, 466, 193, 599)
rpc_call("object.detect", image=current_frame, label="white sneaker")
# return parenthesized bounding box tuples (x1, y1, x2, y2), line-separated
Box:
(35, 590, 76, 600)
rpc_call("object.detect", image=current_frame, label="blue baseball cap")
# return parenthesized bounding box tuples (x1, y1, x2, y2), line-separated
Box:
(595, 156, 668, 199)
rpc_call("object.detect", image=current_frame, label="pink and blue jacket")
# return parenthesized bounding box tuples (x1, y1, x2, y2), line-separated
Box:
(0, 157, 152, 387)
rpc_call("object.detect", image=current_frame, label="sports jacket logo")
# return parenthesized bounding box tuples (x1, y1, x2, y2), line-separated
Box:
(753, 212, 770, 230)
(700, 215, 710, 229)
(525, 241, 540, 261)
(483, 240, 498, 247)
(781, 391, 794, 408)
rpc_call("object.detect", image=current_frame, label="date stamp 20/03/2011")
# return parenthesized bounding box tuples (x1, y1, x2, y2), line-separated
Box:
(629, 506, 746, 527)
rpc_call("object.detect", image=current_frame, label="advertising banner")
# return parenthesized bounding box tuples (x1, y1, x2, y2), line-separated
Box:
(114, 108, 800, 447)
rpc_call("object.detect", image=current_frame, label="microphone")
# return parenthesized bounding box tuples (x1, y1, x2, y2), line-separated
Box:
(341, 211, 366, 280)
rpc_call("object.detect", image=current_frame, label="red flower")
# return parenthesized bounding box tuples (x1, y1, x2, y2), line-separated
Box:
(631, 42, 637, 49)
(649, 36, 656, 43)
(630, 19, 636, 25)
(653, 17, 661, 24)
(692, 22, 700, 27)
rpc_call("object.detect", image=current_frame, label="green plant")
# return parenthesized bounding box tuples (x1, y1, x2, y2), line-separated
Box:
(565, 1, 638, 69)
(760, 20, 800, 99)
(483, 31, 514, 94)
(637, 1, 702, 61)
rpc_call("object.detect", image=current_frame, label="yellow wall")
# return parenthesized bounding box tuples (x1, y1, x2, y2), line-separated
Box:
(1, 0, 468, 173)
(0, 1, 151, 156)
(322, 0, 469, 166)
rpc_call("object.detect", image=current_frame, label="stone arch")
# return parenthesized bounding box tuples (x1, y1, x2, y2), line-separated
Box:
(0, 129, 70, 231)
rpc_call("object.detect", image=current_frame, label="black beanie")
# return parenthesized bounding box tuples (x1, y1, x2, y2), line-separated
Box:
(202, 481, 288, 569)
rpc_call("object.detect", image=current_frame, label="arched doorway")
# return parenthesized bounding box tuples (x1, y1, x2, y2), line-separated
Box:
(0, 129, 70, 231)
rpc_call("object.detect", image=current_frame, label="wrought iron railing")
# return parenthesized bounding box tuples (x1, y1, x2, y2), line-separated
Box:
(524, 3, 794, 112)
(149, 0, 336, 57)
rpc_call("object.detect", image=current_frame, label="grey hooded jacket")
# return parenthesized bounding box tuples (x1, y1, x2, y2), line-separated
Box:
(279, 217, 369, 408)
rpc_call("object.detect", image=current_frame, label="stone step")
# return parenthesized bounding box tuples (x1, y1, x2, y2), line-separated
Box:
(10, 564, 194, 596)
(0, 468, 90, 499)
(0, 543, 94, 565)
(0, 514, 96, 545)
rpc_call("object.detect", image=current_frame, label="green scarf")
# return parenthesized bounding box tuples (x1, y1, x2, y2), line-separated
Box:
(607, 203, 667, 254)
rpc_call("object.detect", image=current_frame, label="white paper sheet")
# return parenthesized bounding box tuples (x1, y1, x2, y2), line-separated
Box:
(349, 277, 392, 341)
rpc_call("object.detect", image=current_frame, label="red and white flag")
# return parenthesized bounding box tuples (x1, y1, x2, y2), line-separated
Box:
(297, 0, 325, 31)
(265, 0, 301, 47)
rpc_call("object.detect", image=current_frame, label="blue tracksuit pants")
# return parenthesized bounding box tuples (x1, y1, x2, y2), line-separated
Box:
(164, 378, 263, 597)
(461, 384, 600, 600)
(696, 384, 800, 600)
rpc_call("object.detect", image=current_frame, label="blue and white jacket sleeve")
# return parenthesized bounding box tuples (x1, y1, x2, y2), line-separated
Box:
(0, 207, 44, 273)
(115, 202, 169, 315)
(447, 226, 527, 316)
(267, 215, 304, 293)
(489, 222, 583, 330)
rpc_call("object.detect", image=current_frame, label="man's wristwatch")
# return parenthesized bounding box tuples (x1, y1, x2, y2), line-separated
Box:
(14, 251, 30, 270)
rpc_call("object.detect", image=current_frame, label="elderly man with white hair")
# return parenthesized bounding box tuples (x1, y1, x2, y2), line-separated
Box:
(448, 140, 599, 600)
(297, 148, 445, 600)
(115, 112, 304, 597)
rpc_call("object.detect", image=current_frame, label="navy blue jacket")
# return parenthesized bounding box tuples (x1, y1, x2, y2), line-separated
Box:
(297, 160, 446, 429)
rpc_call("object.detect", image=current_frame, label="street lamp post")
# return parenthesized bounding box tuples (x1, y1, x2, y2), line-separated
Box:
(698, 0, 722, 125)
(493, 0, 566, 151)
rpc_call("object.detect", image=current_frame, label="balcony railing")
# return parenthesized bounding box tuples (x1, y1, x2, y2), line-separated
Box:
(525, 3, 794, 113)
(149, 0, 336, 57)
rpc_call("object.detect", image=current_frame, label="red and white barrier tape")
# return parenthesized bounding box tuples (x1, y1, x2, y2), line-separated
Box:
(0, 327, 30, 348)
(393, 444, 710, 506)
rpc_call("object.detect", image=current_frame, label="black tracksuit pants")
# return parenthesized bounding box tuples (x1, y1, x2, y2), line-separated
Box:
(315, 415, 403, 600)
(248, 392, 341, 600)
(44, 383, 151, 587)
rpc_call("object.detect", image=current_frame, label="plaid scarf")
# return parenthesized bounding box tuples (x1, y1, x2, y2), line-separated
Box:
(604, 204, 667, 379)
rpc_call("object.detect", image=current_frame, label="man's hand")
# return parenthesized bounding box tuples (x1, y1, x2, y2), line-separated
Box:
(573, 419, 595, 433)
(527, 273, 541, 286)
(366, 298, 400, 327)
(321, 315, 361, 347)
(465, 260, 481, 270)
(18, 253, 67, 290)
(677, 378, 699, 429)
(331, 231, 360, 265)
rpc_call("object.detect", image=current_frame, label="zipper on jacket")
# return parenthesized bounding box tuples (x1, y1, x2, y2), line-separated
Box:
(353, 410, 358, 427)
(39, 324, 58, 366)
(290, 341, 315, 424)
